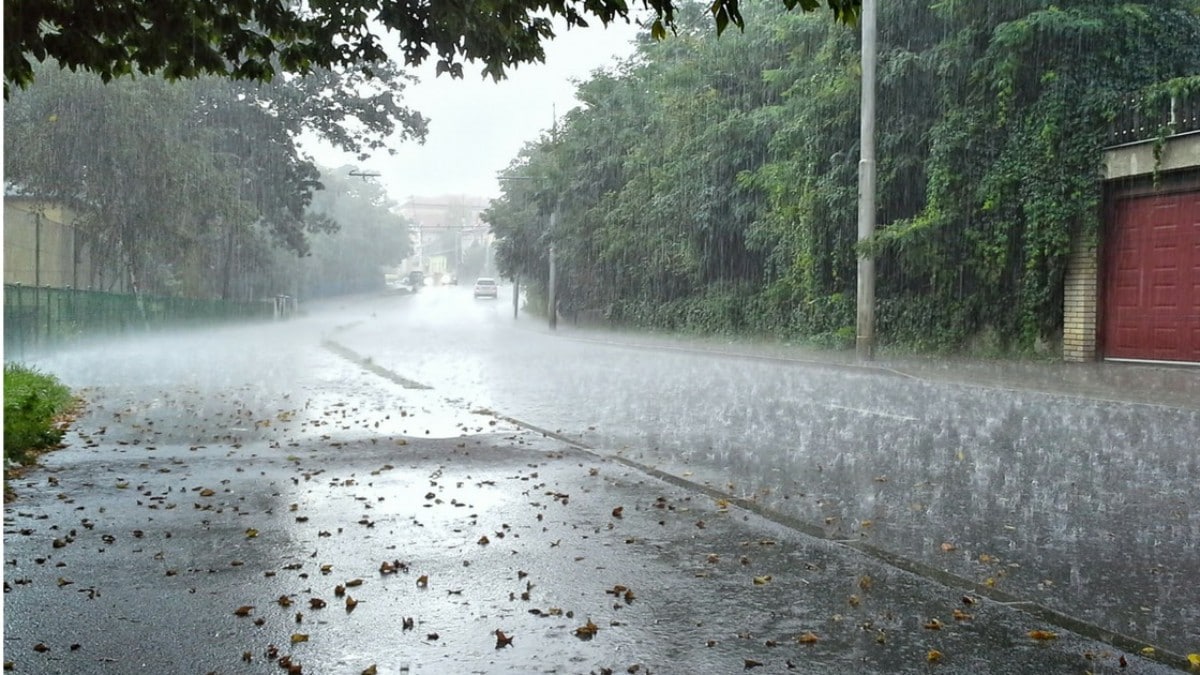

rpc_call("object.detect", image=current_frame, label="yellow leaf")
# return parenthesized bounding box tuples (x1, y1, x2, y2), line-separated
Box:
(1187, 653, 1200, 668)
(290, 633, 309, 644)
(1140, 647, 1155, 657)
(199, 488, 215, 497)
(796, 631, 819, 644)
(362, 667, 378, 675)
(927, 649, 943, 663)
(244, 528, 258, 539)
(753, 575, 773, 585)
(574, 619, 599, 638)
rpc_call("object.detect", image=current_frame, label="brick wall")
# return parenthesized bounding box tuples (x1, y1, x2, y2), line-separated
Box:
(1062, 235, 1098, 362)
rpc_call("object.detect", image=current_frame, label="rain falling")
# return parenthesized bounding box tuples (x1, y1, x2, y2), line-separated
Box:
(4, 1, 1200, 673)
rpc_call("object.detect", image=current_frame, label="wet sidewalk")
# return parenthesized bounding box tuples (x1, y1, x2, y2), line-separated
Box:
(3, 324, 1193, 673)
(552, 326, 1200, 411)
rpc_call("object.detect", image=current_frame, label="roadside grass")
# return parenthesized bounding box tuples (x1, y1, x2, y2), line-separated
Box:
(4, 363, 75, 473)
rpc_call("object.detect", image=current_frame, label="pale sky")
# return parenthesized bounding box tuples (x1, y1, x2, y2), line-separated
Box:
(306, 19, 643, 204)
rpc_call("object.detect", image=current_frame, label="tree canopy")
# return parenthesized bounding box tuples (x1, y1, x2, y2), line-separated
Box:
(4, 61, 424, 299)
(486, 0, 1200, 351)
(4, 0, 860, 96)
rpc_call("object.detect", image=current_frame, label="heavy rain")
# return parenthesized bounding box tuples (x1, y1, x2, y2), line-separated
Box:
(4, 1, 1200, 674)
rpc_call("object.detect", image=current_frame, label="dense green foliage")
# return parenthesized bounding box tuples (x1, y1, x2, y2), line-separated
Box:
(3, 364, 73, 465)
(487, 0, 1200, 351)
(289, 167, 415, 298)
(4, 0, 859, 97)
(4, 64, 422, 301)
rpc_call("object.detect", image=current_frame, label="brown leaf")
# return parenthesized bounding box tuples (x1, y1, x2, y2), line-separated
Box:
(345, 578, 363, 587)
(402, 617, 415, 631)
(308, 598, 326, 609)
(495, 629, 514, 649)
(927, 650, 943, 663)
(277, 595, 292, 607)
(416, 574, 429, 588)
(924, 618, 944, 630)
(234, 605, 254, 617)
(478, 535, 490, 545)
(612, 506, 624, 518)
(199, 488, 215, 497)
(796, 632, 819, 644)
(574, 619, 599, 638)
(952, 609, 972, 621)
(334, 584, 345, 597)
(940, 542, 957, 553)
(345, 596, 358, 612)
(1028, 630, 1058, 641)
(744, 658, 764, 669)
(362, 666, 378, 675)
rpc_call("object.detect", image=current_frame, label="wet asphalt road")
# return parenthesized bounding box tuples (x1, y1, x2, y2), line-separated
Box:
(3, 286, 1197, 673)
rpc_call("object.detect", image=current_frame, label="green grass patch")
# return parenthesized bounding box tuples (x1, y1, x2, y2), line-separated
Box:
(4, 363, 74, 466)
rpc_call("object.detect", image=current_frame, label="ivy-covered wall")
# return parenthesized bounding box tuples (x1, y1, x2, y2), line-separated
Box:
(487, 0, 1200, 353)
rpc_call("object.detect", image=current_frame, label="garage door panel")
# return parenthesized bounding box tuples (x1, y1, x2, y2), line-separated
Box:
(1104, 191, 1200, 362)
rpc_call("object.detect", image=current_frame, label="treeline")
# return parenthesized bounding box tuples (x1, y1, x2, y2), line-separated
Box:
(487, 0, 1200, 351)
(3, 64, 422, 302)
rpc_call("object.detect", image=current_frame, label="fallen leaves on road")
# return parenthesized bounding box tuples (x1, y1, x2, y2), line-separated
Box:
(1027, 630, 1058, 641)
(494, 629, 514, 649)
(575, 619, 599, 639)
(233, 605, 254, 617)
(290, 633, 309, 645)
(796, 632, 819, 644)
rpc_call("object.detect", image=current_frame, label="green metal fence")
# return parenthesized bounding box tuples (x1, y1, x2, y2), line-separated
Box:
(3, 284, 277, 358)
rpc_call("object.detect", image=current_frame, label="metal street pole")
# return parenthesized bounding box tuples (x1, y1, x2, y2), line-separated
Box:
(856, 0, 878, 361)
(513, 273, 520, 319)
(547, 206, 559, 330)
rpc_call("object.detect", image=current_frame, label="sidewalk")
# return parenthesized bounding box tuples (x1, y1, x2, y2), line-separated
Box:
(553, 325, 1200, 411)
(3, 327, 1190, 673)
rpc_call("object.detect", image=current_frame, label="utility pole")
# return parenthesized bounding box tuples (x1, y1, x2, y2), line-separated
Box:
(513, 273, 520, 319)
(856, 0, 878, 361)
(547, 209, 557, 331)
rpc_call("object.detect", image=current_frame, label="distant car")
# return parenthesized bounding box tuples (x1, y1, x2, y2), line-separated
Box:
(473, 277, 498, 299)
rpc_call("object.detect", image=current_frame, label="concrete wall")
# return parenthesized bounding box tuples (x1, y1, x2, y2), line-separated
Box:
(4, 199, 81, 287)
(1104, 131, 1200, 180)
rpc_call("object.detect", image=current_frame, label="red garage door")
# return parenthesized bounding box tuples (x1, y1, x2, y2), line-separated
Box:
(1104, 191, 1200, 363)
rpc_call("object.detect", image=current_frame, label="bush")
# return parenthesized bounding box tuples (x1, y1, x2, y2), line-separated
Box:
(4, 364, 73, 465)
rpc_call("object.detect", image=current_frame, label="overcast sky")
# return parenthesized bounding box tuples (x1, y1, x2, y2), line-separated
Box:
(306, 20, 643, 204)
